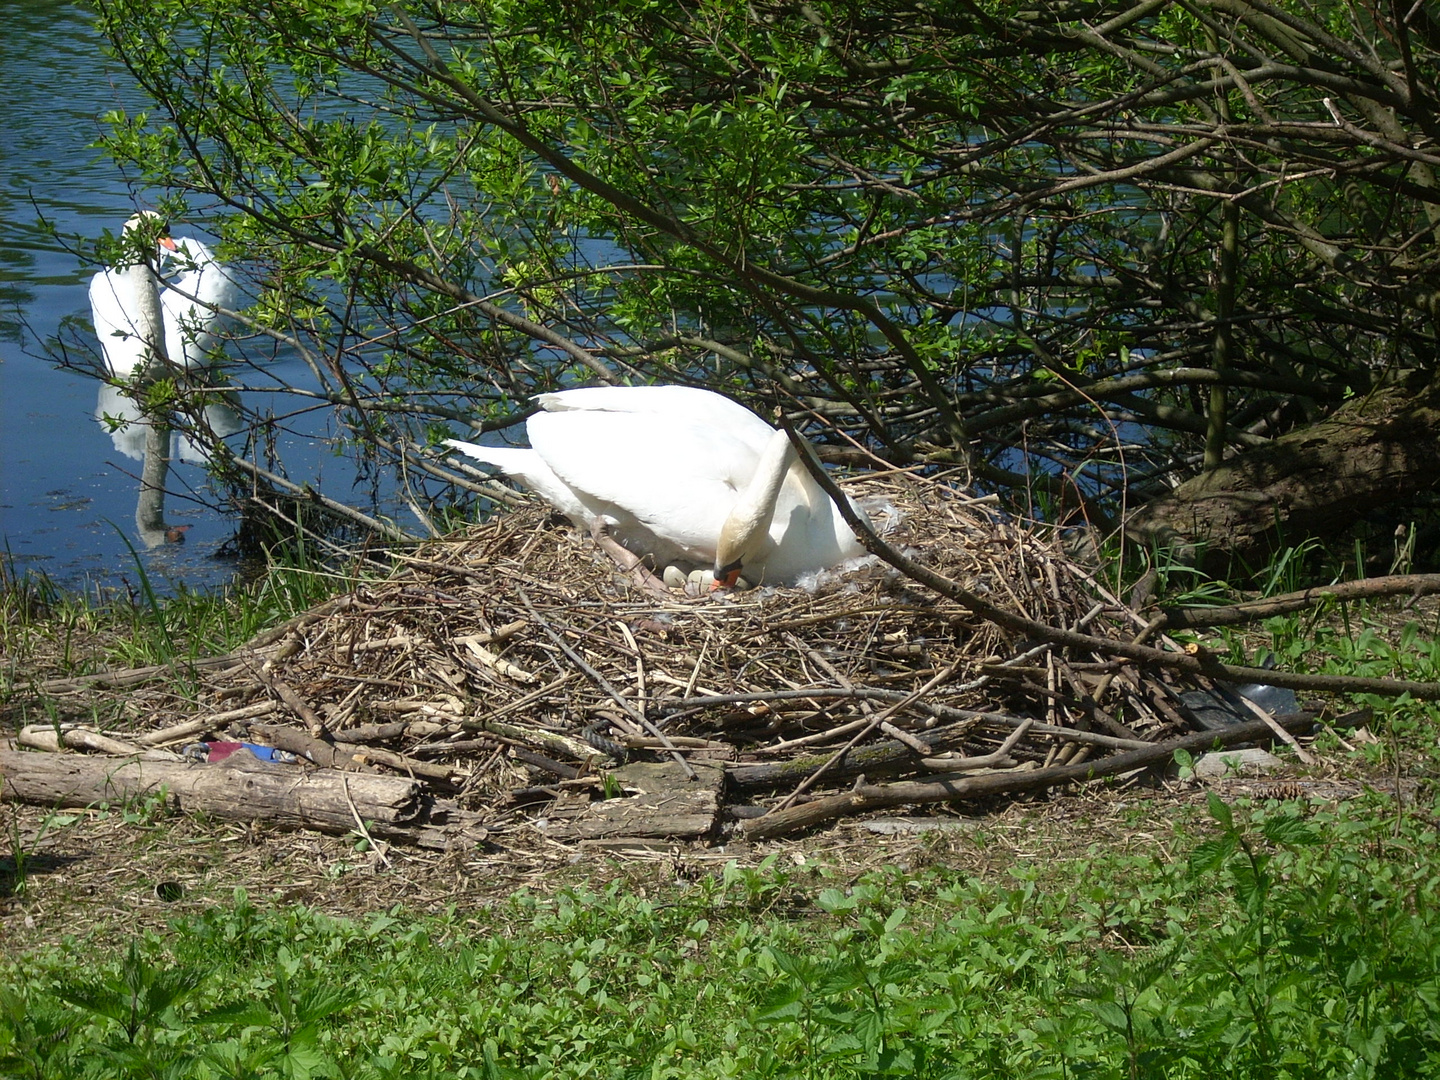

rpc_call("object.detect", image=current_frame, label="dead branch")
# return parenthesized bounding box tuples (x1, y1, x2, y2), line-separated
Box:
(743, 710, 1326, 840)
(1158, 573, 1440, 629)
(779, 416, 1440, 700)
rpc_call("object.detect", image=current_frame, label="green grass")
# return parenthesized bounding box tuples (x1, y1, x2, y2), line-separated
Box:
(3, 796, 1438, 1079)
(0, 551, 358, 688)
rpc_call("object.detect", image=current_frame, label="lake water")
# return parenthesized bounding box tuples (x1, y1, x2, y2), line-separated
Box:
(0, 0, 384, 594)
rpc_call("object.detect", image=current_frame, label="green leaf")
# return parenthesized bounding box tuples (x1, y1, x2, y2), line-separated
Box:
(1206, 791, 1234, 831)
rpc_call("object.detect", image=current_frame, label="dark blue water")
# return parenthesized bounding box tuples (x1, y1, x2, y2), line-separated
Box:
(0, 1, 381, 592)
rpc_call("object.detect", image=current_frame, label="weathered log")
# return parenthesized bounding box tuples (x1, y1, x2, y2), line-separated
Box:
(729, 736, 962, 792)
(0, 747, 426, 835)
(1129, 375, 1440, 561)
(539, 760, 724, 840)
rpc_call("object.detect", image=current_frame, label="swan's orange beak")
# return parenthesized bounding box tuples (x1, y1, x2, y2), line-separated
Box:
(159, 236, 178, 251)
(712, 566, 742, 590)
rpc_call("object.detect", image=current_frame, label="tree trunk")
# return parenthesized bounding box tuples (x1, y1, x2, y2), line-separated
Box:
(1128, 374, 1440, 562)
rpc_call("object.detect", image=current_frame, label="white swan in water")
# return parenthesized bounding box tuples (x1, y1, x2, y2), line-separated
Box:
(443, 385, 871, 587)
(89, 212, 239, 376)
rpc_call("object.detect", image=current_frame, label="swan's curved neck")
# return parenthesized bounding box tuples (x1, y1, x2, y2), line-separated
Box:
(125, 258, 171, 376)
(716, 428, 794, 574)
(737, 429, 794, 522)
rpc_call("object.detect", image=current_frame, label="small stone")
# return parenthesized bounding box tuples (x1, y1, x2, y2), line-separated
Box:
(862, 817, 980, 836)
(1192, 747, 1285, 780)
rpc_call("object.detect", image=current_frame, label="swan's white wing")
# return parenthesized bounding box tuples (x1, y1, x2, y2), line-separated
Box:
(538, 385, 776, 441)
(168, 237, 240, 311)
(161, 237, 239, 367)
(443, 439, 600, 527)
(528, 407, 764, 558)
(89, 269, 149, 377)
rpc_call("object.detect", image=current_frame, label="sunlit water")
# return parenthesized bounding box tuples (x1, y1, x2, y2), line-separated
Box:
(0, 1, 392, 594)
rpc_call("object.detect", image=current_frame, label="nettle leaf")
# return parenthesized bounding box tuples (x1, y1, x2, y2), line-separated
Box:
(1205, 791, 1235, 831)
(1260, 815, 1320, 848)
(1187, 835, 1237, 877)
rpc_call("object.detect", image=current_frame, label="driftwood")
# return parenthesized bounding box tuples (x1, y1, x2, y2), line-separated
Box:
(0, 746, 426, 835)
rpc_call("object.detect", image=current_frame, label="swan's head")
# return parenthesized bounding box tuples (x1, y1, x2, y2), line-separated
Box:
(120, 212, 178, 253)
(713, 516, 765, 590)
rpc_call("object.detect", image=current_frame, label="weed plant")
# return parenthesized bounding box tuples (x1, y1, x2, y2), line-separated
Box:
(3, 796, 1437, 1079)
(0, 546, 358, 686)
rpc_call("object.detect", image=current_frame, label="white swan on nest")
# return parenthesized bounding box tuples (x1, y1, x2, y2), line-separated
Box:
(443, 385, 870, 587)
(89, 212, 239, 376)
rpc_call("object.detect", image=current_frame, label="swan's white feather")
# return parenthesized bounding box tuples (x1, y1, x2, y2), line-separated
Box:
(89, 225, 237, 376)
(445, 386, 869, 584)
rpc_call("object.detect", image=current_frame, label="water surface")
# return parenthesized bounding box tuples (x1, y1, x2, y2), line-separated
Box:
(0, 1, 383, 593)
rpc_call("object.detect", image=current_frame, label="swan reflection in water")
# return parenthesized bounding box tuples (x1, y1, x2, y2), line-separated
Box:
(89, 213, 243, 549)
(95, 384, 242, 467)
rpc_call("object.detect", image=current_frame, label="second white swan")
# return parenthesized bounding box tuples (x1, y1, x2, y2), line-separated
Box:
(89, 212, 239, 376)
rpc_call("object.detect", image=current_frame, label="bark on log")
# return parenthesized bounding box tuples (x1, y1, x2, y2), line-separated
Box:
(1128, 375, 1440, 561)
(0, 747, 426, 834)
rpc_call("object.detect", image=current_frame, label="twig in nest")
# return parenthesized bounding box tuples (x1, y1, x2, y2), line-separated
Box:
(455, 634, 539, 684)
(771, 662, 960, 811)
(919, 719, 1033, 775)
(745, 710, 1328, 840)
(516, 586, 696, 779)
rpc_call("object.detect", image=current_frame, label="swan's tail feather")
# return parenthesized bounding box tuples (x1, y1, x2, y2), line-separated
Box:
(441, 439, 534, 473)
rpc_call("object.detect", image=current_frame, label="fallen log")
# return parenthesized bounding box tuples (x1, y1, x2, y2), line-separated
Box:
(0, 746, 426, 836)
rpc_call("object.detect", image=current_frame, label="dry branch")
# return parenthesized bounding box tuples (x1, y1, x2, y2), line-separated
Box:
(743, 711, 1323, 839)
(1159, 573, 1440, 629)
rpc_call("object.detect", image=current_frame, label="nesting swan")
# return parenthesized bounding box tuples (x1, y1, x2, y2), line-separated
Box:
(443, 385, 870, 587)
(89, 212, 239, 376)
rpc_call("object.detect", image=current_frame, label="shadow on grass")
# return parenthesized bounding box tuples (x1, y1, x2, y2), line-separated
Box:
(1, 850, 87, 900)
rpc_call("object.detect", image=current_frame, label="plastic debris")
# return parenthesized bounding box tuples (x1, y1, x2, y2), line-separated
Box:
(180, 741, 299, 764)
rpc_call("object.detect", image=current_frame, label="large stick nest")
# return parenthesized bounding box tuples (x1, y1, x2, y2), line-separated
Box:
(16, 474, 1341, 848)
